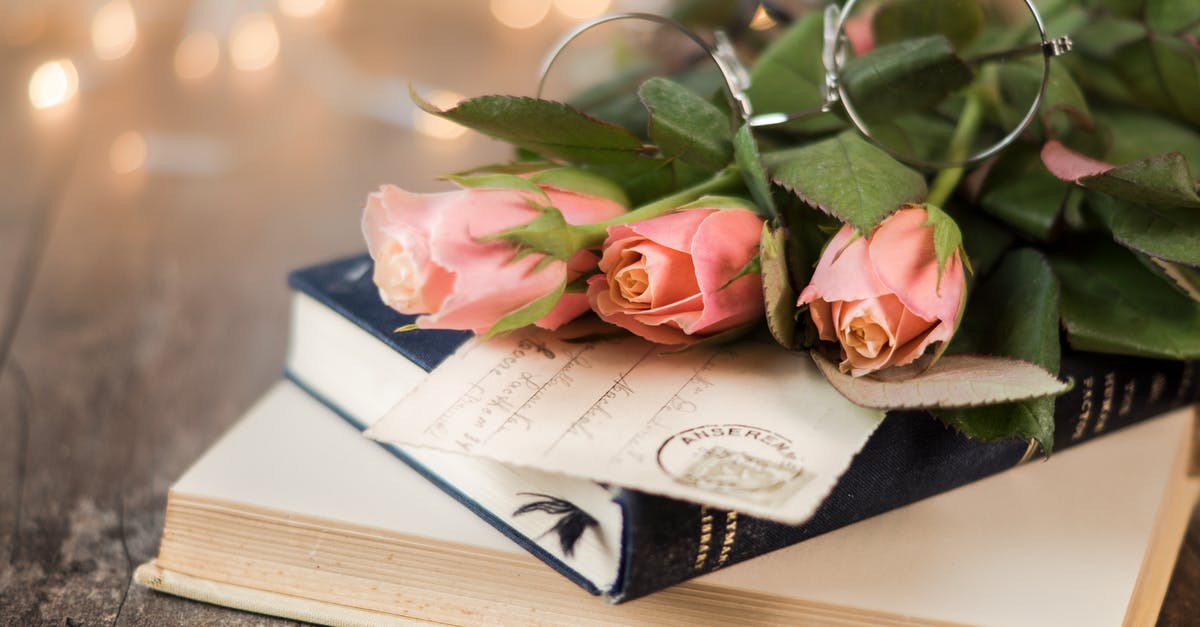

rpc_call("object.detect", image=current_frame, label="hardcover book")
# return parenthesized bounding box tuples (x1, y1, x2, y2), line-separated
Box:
(282, 254, 1200, 602)
(137, 379, 1200, 625)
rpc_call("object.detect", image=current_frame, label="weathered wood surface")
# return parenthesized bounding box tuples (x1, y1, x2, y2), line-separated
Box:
(1, 4, 1198, 626)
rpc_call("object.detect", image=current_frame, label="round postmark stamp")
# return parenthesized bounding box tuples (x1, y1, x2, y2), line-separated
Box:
(656, 424, 810, 504)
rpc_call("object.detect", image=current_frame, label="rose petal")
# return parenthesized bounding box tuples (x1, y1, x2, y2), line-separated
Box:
(888, 318, 955, 367)
(586, 276, 695, 345)
(544, 188, 627, 225)
(836, 297, 900, 375)
(800, 225, 891, 304)
(1041, 140, 1113, 182)
(867, 208, 964, 324)
(362, 185, 439, 258)
(622, 210, 714, 254)
(808, 298, 837, 341)
(689, 208, 765, 334)
(635, 241, 702, 307)
(535, 292, 591, 331)
(422, 191, 567, 333)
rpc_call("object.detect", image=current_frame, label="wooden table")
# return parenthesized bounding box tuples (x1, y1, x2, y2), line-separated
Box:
(1, 3, 1197, 624)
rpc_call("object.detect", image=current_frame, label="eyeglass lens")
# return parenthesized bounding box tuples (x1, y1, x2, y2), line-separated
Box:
(834, 0, 1048, 167)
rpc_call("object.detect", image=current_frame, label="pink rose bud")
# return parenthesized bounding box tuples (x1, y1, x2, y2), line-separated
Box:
(362, 183, 625, 333)
(798, 206, 966, 377)
(586, 207, 765, 346)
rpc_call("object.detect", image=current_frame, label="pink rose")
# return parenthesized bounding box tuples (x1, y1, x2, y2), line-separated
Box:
(363, 183, 625, 333)
(586, 207, 765, 346)
(798, 206, 965, 377)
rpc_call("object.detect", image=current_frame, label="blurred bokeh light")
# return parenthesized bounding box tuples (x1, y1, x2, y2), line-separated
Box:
(91, 0, 138, 60)
(28, 59, 79, 110)
(110, 131, 147, 174)
(490, 0, 552, 29)
(229, 12, 280, 72)
(175, 31, 221, 81)
(553, 0, 612, 20)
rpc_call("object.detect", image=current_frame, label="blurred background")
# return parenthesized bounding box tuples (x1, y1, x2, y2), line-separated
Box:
(0, 1, 797, 623)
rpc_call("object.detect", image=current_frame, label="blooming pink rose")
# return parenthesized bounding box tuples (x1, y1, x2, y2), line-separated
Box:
(586, 208, 765, 346)
(798, 206, 965, 377)
(363, 183, 625, 333)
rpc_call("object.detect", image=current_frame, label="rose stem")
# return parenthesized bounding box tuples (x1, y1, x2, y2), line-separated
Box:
(573, 166, 743, 247)
(926, 84, 988, 208)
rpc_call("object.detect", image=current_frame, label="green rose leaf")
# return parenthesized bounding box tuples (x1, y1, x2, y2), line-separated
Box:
(1072, 15, 1145, 58)
(676, 195, 760, 212)
(952, 249, 1062, 371)
(952, 206, 1015, 277)
(1098, 108, 1200, 167)
(482, 205, 579, 262)
(923, 203, 967, 280)
(1136, 253, 1200, 303)
(936, 249, 1062, 453)
(589, 157, 677, 205)
(1079, 152, 1200, 208)
(995, 62, 1092, 141)
(1111, 36, 1200, 126)
(840, 35, 974, 123)
(1095, 194, 1200, 267)
(937, 403, 1056, 454)
(639, 77, 734, 173)
(771, 131, 928, 233)
(745, 11, 844, 134)
(443, 173, 549, 199)
(528, 168, 630, 208)
(1145, 0, 1200, 34)
(812, 351, 1069, 410)
(1051, 240, 1200, 360)
(979, 144, 1069, 240)
(482, 281, 567, 340)
(413, 91, 649, 165)
(872, 0, 984, 51)
(733, 124, 777, 219)
(761, 222, 797, 349)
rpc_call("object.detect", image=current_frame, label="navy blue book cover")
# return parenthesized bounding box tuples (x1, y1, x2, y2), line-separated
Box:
(288, 253, 1200, 602)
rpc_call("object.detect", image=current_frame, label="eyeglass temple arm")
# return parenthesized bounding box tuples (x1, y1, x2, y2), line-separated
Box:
(749, 34, 1074, 130)
(965, 35, 1073, 66)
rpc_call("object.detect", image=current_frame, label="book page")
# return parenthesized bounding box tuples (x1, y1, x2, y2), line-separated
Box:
(367, 329, 885, 524)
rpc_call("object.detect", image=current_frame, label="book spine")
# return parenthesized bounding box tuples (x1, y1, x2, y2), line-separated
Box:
(610, 353, 1200, 602)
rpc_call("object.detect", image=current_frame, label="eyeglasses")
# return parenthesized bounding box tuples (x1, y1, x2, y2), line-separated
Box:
(538, 0, 1073, 170)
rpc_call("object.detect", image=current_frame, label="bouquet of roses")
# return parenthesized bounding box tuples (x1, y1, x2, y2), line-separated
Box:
(362, 0, 1200, 455)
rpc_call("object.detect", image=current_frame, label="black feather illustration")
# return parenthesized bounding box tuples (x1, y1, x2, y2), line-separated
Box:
(513, 492, 599, 558)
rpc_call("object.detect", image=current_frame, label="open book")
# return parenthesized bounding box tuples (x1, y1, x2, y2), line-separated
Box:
(137, 380, 1197, 625)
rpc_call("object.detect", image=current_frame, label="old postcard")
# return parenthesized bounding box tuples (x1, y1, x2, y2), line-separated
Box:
(366, 329, 884, 524)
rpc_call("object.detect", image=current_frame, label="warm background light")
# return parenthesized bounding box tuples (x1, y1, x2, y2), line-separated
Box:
(28, 59, 79, 109)
(748, 4, 778, 30)
(553, 0, 611, 20)
(4, 4, 47, 46)
(91, 0, 138, 60)
(110, 131, 148, 174)
(413, 90, 468, 140)
(490, 0, 551, 29)
(229, 12, 280, 72)
(175, 31, 221, 80)
(278, 0, 331, 19)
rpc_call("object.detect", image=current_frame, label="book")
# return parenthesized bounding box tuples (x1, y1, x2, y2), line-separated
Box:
(137, 379, 1200, 625)
(283, 254, 1200, 602)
